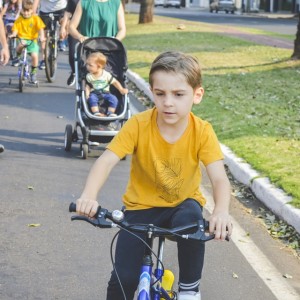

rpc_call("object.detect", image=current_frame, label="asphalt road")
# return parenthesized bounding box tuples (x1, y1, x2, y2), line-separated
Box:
(127, 3, 298, 35)
(0, 51, 299, 299)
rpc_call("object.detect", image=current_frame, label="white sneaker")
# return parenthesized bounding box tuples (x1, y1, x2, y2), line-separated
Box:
(88, 141, 100, 146)
(177, 291, 201, 300)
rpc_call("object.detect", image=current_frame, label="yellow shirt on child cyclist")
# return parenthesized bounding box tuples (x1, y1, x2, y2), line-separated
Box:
(12, 14, 45, 52)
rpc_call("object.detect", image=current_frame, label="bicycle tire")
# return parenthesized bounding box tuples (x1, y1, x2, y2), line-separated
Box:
(19, 64, 25, 93)
(45, 36, 57, 83)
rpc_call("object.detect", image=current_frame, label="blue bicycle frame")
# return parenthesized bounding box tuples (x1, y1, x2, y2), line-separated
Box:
(137, 237, 174, 300)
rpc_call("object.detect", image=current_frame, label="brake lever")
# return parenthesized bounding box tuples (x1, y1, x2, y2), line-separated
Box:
(71, 215, 100, 227)
(187, 219, 230, 242)
(71, 207, 113, 228)
(189, 220, 215, 242)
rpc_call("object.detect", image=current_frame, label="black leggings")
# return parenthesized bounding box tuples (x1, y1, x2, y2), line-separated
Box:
(106, 199, 205, 300)
(67, 34, 79, 74)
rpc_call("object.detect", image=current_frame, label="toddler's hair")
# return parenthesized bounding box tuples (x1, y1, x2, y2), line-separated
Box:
(149, 51, 202, 89)
(87, 52, 107, 67)
(22, 0, 33, 10)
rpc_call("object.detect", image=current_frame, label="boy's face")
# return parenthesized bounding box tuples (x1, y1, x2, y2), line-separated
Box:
(22, 8, 33, 19)
(151, 71, 204, 126)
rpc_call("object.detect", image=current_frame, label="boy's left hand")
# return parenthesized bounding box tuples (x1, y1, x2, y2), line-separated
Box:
(209, 212, 233, 241)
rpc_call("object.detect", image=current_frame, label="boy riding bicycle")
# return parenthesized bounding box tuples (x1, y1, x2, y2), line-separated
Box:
(75, 51, 233, 300)
(10, 0, 45, 83)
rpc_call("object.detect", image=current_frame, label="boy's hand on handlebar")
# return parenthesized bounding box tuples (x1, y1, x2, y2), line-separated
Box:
(209, 212, 233, 241)
(76, 198, 99, 218)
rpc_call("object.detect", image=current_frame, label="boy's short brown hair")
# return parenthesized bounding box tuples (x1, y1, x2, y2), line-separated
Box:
(87, 52, 107, 68)
(22, 0, 33, 10)
(149, 51, 202, 89)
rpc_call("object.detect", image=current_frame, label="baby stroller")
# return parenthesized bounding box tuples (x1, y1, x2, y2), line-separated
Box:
(64, 37, 131, 159)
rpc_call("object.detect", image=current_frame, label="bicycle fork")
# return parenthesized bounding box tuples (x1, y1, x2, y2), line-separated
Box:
(137, 236, 175, 300)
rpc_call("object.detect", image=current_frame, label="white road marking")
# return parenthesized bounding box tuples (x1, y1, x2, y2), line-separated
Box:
(202, 186, 300, 300)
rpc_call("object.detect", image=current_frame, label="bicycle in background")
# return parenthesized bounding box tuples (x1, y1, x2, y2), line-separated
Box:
(69, 203, 228, 299)
(43, 12, 60, 83)
(9, 39, 39, 92)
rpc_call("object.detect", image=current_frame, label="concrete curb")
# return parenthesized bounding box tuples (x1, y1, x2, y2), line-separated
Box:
(127, 69, 300, 234)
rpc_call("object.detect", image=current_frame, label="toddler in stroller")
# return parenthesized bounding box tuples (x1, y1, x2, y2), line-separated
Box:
(64, 37, 131, 159)
(85, 51, 128, 117)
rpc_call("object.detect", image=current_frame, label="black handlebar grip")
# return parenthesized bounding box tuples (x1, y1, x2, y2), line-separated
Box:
(69, 202, 76, 212)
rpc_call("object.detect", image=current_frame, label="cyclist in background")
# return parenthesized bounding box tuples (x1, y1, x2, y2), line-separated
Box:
(10, 0, 45, 83)
(75, 51, 233, 300)
(32, 0, 67, 69)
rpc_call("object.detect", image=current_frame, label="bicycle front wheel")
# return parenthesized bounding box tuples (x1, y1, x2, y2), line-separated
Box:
(45, 36, 57, 83)
(19, 64, 25, 93)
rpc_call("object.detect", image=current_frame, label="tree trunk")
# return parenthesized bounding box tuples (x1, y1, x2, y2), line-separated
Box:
(291, 13, 300, 60)
(139, 0, 154, 24)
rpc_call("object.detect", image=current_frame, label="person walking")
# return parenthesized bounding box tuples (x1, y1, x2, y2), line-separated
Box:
(68, 0, 126, 43)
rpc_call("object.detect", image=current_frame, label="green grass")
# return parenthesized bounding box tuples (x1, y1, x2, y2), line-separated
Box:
(123, 14, 300, 208)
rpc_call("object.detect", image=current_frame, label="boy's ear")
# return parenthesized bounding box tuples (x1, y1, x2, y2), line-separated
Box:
(193, 87, 204, 104)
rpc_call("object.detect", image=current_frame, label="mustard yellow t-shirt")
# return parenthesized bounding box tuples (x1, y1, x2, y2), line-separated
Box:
(12, 15, 45, 40)
(107, 108, 224, 210)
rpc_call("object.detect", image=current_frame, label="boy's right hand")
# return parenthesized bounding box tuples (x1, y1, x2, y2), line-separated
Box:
(76, 198, 99, 218)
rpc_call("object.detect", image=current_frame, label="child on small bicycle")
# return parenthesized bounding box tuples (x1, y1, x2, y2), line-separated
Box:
(85, 51, 128, 117)
(9, 0, 45, 84)
(75, 51, 233, 300)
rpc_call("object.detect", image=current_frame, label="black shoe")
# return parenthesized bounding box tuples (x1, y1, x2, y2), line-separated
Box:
(67, 73, 75, 86)
(0, 145, 4, 153)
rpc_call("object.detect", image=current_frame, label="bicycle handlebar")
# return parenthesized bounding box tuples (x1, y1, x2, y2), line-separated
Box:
(69, 203, 229, 242)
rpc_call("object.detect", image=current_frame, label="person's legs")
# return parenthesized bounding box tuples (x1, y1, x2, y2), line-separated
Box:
(12, 41, 24, 66)
(170, 199, 205, 297)
(88, 92, 102, 115)
(106, 211, 150, 300)
(66, 34, 78, 86)
(106, 207, 175, 299)
(38, 12, 50, 69)
(102, 93, 118, 115)
(28, 41, 39, 83)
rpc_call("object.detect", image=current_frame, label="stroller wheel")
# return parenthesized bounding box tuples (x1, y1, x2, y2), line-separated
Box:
(81, 144, 88, 159)
(64, 124, 73, 152)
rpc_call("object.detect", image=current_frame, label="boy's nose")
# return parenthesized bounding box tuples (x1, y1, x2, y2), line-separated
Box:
(163, 95, 173, 106)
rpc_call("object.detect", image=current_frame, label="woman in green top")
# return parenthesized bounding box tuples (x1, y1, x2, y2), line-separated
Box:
(69, 0, 126, 43)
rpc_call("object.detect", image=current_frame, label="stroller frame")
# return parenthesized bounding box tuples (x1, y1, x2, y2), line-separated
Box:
(64, 37, 131, 159)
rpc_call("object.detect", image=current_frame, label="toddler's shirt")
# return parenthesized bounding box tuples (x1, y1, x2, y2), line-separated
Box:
(86, 70, 116, 93)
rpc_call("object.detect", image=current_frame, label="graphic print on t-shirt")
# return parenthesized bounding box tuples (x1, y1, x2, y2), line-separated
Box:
(154, 158, 184, 203)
